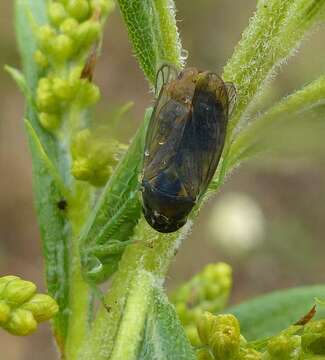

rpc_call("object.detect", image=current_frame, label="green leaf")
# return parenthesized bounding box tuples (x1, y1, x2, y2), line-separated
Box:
(15, 0, 59, 165)
(79, 109, 151, 283)
(79, 219, 183, 360)
(15, 0, 47, 91)
(228, 76, 325, 168)
(139, 288, 196, 360)
(24, 120, 70, 345)
(117, 0, 183, 84)
(16, 1, 72, 345)
(223, 0, 325, 135)
(225, 285, 325, 341)
(210, 0, 325, 192)
(4, 65, 27, 95)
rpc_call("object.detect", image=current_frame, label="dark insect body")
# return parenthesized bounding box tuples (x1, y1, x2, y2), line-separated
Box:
(141, 65, 236, 233)
(57, 199, 67, 210)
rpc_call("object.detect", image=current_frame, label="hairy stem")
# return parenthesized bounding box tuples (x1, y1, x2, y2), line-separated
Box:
(79, 219, 187, 359)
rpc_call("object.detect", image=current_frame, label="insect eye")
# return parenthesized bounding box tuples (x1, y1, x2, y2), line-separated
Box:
(182, 96, 191, 104)
(198, 103, 210, 113)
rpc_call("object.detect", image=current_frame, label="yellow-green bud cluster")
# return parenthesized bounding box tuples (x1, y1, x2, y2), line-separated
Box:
(0, 276, 58, 336)
(35, 0, 113, 67)
(301, 320, 325, 355)
(194, 312, 325, 360)
(262, 321, 325, 359)
(197, 349, 215, 360)
(265, 334, 302, 360)
(36, 70, 100, 131)
(239, 348, 262, 359)
(33, 1, 112, 133)
(197, 313, 241, 360)
(171, 262, 232, 346)
(71, 128, 127, 186)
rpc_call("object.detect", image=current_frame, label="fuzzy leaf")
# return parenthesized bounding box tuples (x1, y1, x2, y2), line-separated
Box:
(210, 0, 325, 191)
(226, 285, 325, 341)
(228, 76, 325, 167)
(4, 65, 28, 95)
(79, 109, 151, 283)
(223, 0, 325, 135)
(15, 0, 46, 90)
(138, 288, 196, 360)
(15, 0, 72, 345)
(117, 0, 183, 84)
(24, 120, 70, 345)
(15, 0, 59, 165)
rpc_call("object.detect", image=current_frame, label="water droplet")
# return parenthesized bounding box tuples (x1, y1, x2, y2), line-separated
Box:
(88, 256, 103, 275)
(145, 150, 150, 157)
(158, 141, 164, 145)
(181, 48, 189, 61)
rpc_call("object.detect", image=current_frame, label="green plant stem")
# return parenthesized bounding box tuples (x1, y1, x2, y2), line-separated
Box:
(62, 107, 93, 359)
(65, 187, 92, 360)
(79, 218, 186, 359)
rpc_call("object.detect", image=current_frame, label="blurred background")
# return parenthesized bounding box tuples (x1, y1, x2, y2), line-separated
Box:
(1, 0, 325, 358)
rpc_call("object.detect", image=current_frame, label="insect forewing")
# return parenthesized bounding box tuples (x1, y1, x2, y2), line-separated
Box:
(144, 66, 189, 181)
(224, 82, 237, 116)
(144, 98, 189, 182)
(175, 73, 230, 199)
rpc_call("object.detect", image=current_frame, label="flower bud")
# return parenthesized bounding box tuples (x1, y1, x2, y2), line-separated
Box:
(90, 0, 115, 16)
(0, 301, 11, 324)
(37, 25, 56, 52)
(197, 313, 240, 360)
(2, 279, 36, 306)
(38, 77, 52, 93)
(185, 324, 201, 347)
(197, 349, 214, 360)
(22, 294, 59, 322)
(172, 263, 232, 313)
(75, 20, 101, 49)
(197, 312, 218, 346)
(266, 334, 302, 360)
(69, 65, 83, 83)
(77, 81, 100, 107)
(36, 91, 58, 113)
(52, 77, 75, 101)
(5, 309, 37, 336)
(175, 302, 189, 325)
(240, 348, 262, 359)
(0, 275, 20, 295)
(302, 320, 325, 355)
(50, 34, 74, 61)
(172, 263, 233, 347)
(60, 18, 79, 37)
(48, 2, 67, 26)
(39, 113, 61, 131)
(67, 0, 90, 22)
(71, 158, 93, 180)
(71, 129, 92, 158)
(0, 276, 58, 336)
(34, 50, 49, 68)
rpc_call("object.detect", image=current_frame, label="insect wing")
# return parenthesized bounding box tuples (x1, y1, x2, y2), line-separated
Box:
(154, 64, 178, 97)
(224, 82, 237, 116)
(145, 65, 179, 152)
(144, 65, 189, 182)
(144, 96, 189, 182)
(174, 74, 229, 199)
